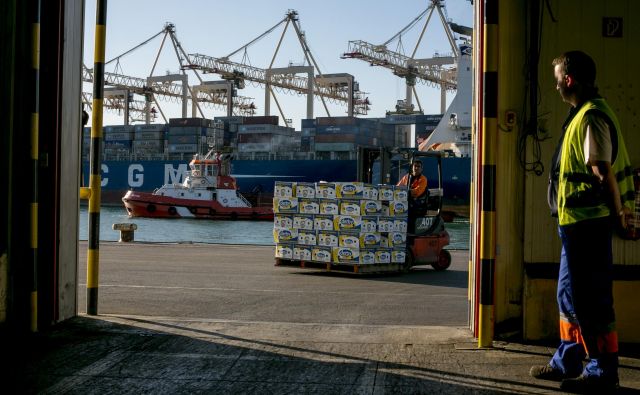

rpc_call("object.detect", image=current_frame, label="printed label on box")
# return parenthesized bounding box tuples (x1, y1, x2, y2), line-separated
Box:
(360, 248, 376, 265)
(388, 232, 406, 247)
(273, 197, 299, 214)
(338, 231, 360, 248)
(380, 204, 390, 216)
(295, 182, 316, 198)
(298, 230, 317, 246)
(379, 233, 390, 248)
(378, 185, 394, 201)
(391, 248, 406, 264)
(274, 181, 294, 198)
(389, 200, 409, 216)
(298, 198, 319, 214)
(360, 199, 382, 215)
(332, 247, 360, 264)
(394, 218, 408, 233)
(318, 199, 339, 215)
(273, 228, 298, 243)
(317, 230, 339, 247)
(393, 185, 409, 202)
(313, 214, 334, 230)
(293, 214, 314, 230)
(375, 249, 391, 264)
(333, 215, 362, 231)
(377, 216, 395, 232)
(362, 184, 379, 200)
(340, 201, 361, 216)
(293, 246, 312, 261)
(335, 182, 363, 199)
(315, 182, 336, 199)
(311, 246, 332, 263)
(359, 232, 381, 248)
(273, 214, 293, 229)
(275, 244, 294, 260)
(361, 216, 378, 233)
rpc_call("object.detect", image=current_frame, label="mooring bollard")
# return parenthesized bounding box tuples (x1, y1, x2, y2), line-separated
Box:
(112, 223, 137, 242)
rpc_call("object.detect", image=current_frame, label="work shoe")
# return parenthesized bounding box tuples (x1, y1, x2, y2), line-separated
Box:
(529, 365, 566, 381)
(560, 375, 619, 394)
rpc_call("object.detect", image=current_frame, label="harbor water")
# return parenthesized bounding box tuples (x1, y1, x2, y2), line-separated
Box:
(79, 206, 470, 249)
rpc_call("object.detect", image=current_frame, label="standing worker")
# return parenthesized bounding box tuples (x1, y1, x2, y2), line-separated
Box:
(530, 51, 635, 392)
(398, 160, 428, 231)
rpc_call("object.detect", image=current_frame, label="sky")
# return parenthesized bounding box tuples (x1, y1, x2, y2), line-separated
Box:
(83, 0, 474, 128)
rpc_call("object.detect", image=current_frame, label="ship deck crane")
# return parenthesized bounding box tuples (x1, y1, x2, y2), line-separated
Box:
(341, 0, 460, 115)
(185, 10, 370, 121)
(82, 23, 256, 124)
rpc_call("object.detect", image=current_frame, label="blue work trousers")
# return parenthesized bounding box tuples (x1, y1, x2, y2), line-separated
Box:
(549, 216, 618, 380)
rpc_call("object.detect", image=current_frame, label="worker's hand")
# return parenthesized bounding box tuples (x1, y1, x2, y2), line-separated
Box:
(617, 206, 632, 230)
(615, 206, 640, 241)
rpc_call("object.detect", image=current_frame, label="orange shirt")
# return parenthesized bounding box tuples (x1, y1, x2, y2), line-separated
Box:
(397, 174, 427, 198)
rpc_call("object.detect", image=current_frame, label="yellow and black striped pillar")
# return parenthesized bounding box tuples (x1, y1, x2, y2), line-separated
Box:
(30, 0, 41, 333)
(87, 0, 108, 315)
(478, 0, 498, 348)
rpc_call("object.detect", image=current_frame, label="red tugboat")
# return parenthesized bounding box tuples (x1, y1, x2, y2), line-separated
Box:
(122, 150, 273, 220)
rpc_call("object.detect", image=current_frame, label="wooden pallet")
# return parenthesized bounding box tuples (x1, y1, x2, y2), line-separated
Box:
(274, 258, 402, 274)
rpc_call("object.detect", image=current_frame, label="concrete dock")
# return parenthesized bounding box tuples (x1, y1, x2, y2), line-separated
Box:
(5, 243, 640, 393)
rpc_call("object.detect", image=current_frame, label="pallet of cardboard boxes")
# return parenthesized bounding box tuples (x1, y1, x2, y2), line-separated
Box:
(273, 180, 408, 274)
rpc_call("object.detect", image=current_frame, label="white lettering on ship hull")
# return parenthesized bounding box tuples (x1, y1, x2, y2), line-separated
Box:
(101, 164, 109, 187)
(165, 164, 188, 184)
(128, 164, 144, 187)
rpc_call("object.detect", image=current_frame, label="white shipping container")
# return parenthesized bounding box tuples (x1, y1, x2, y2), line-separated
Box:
(168, 143, 198, 153)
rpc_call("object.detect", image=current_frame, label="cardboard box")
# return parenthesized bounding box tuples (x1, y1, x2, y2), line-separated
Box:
(360, 199, 382, 215)
(360, 248, 376, 265)
(311, 246, 332, 263)
(361, 216, 378, 233)
(319, 199, 339, 215)
(315, 182, 336, 199)
(394, 218, 408, 233)
(293, 246, 312, 261)
(388, 232, 407, 247)
(389, 200, 409, 216)
(275, 244, 294, 259)
(362, 184, 379, 200)
(313, 214, 334, 230)
(377, 216, 395, 232)
(335, 182, 363, 199)
(292, 214, 314, 230)
(298, 230, 317, 246)
(391, 248, 406, 264)
(375, 248, 391, 264)
(273, 228, 298, 244)
(273, 197, 299, 214)
(379, 233, 390, 248)
(393, 185, 409, 201)
(333, 215, 362, 231)
(298, 198, 319, 214)
(332, 247, 360, 264)
(274, 181, 294, 198)
(339, 200, 361, 216)
(317, 230, 339, 247)
(338, 231, 360, 248)
(273, 214, 293, 229)
(359, 232, 381, 248)
(295, 182, 316, 198)
(378, 185, 394, 201)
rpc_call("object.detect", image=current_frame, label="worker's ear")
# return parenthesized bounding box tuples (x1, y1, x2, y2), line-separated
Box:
(565, 74, 575, 88)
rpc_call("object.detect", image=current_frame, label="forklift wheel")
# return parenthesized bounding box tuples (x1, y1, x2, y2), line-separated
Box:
(431, 249, 451, 271)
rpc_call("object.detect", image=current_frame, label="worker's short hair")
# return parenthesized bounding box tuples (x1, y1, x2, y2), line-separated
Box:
(412, 160, 423, 167)
(552, 50, 597, 88)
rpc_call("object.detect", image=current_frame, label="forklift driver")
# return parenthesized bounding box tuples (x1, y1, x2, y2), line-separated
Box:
(397, 160, 428, 231)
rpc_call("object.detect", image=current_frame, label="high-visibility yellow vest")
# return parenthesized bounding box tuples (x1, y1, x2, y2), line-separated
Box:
(558, 98, 635, 226)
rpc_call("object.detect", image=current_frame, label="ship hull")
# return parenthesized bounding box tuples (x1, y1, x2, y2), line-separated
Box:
(122, 190, 273, 220)
(85, 158, 471, 206)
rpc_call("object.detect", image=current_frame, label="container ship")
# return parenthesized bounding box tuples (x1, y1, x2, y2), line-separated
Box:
(82, 114, 471, 209)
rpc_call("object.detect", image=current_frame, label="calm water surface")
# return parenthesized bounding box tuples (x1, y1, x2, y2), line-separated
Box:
(79, 206, 470, 249)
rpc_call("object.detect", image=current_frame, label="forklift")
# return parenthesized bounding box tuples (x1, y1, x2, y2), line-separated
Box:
(358, 147, 452, 271)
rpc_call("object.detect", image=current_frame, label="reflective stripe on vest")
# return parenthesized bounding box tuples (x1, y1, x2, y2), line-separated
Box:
(558, 98, 635, 226)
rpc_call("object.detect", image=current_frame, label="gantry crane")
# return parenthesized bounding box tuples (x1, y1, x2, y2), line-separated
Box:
(342, 0, 466, 115)
(185, 10, 370, 121)
(82, 23, 256, 124)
